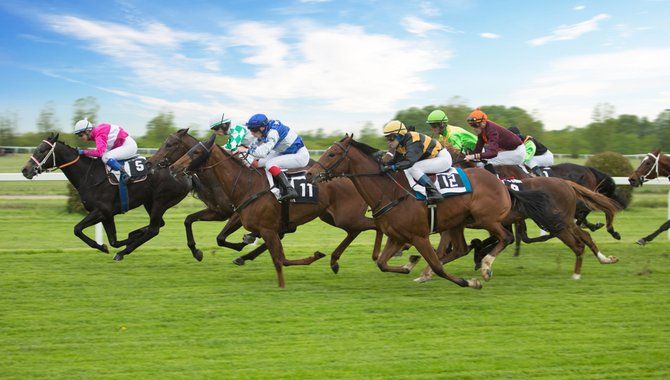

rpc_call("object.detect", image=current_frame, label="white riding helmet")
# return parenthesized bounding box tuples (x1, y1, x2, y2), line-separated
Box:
(73, 118, 94, 134)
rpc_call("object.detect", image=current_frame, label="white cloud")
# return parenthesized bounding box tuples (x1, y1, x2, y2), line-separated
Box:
(479, 32, 500, 39)
(509, 48, 670, 129)
(43, 15, 450, 129)
(402, 16, 462, 36)
(528, 13, 610, 46)
(573, 5, 585, 11)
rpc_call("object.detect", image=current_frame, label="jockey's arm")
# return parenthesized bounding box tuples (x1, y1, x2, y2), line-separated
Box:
(394, 142, 422, 170)
(82, 127, 110, 157)
(249, 129, 279, 158)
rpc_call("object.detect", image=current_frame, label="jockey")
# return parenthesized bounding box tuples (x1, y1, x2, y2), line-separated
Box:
(209, 113, 255, 153)
(381, 120, 451, 203)
(245, 114, 309, 202)
(463, 108, 525, 175)
(426, 109, 477, 154)
(74, 118, 137, 184)
(507, 126, 554, 177)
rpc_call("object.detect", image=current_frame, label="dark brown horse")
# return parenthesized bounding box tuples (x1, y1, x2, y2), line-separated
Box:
(169, 135, 407, 287)
(21, 133, 191, 260)
(629, 149, 670, 245)
(307, 135, 564, 289)
(414, 177, 621, 282)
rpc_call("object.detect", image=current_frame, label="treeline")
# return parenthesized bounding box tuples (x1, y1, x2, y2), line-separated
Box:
(2, 97, 669, 155)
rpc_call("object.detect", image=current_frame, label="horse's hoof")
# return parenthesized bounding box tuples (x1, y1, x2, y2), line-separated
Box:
(113, 254, 124, 261)
(100, 244, 109, 254)
(636, 239, 647, 246)
(474, 263, 481, 271)
(572, 273, 582, 280)
(409, 255, 421, 264)
(314, 251, 326, 260)
(468, 278, 483, 289)
(609, 256, 619, 264)
(612, 232, 621, 240)
(413, 276, 431, 283)
(481, 268, 492, 281)
(331, 263, 339, 274)
(232, 257, 245, 266)
(193, 249, 203, 262)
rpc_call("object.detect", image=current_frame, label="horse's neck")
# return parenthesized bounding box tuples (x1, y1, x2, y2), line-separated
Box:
(58, 147, 94, 190)
(347, 154, 404, 209)
(209, 149, 264, 203)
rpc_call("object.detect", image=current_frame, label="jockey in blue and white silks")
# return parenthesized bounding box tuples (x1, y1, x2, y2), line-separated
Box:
(246, 114, 310, 201)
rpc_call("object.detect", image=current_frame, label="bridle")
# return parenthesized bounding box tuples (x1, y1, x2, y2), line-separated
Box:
(638, 152, 663, 183)
(29, 140, 79, 174)
(312, 142, 352, 182)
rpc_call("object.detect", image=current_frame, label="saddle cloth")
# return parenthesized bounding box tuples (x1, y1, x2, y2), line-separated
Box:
(502, 178, 525, 192)
(279, 171, 319, 203)
(404, 167, 473, 200)
(105, 156, 148, 185)
(538, 167, 553, 177)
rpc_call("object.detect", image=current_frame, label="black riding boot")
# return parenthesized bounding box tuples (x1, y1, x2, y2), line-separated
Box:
(274, 171, 298, 202)
(531, 166, 544, 177)
(419, 175, 442, 203)
(484, 163, 498, 177)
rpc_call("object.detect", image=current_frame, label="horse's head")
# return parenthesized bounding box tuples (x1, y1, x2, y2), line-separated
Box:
(170, 134, 216, 175)
(629, 148, 663, 187)
(22, 133, 68, 179)
(308, 134, 355, 183)
(149, 128, 196, 169)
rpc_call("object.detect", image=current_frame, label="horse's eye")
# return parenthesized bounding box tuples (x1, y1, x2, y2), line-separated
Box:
(328, 153, 335, 157)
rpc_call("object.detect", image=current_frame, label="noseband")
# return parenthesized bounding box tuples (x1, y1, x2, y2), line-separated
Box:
(638, 152, 661, 183)
(313, 142, 351, 181)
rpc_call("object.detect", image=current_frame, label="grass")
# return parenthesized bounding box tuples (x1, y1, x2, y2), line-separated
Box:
(1, 195, 669, 378)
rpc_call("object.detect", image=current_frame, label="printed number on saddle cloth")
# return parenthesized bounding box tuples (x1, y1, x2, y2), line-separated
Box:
(502, 178, 524, 192)
(289, 174, 319, 203)
(436, 172, 462, 189)
(540, 167, 552, 177)
(126, 158, 148, 177)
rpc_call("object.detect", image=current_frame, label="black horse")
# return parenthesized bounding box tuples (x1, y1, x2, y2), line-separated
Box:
(21, 133, 192, 260)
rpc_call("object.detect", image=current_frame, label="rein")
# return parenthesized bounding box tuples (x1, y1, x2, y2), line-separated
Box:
(30, 140, 81, 173)
(638, 152, 663, 183)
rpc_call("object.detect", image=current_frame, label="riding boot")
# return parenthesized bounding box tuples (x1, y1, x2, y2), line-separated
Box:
(273, 171, 298, 202)
(483, 163, 498, 177)
(418, 175, 442, 203)
(531, 166, 544, 177)
(107, 158, 130, 184)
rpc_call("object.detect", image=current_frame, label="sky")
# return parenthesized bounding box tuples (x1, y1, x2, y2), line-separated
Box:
(1, 0, 669, 137)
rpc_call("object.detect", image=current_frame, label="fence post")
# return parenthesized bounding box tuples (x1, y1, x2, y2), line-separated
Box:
(95, 223, 104, 245)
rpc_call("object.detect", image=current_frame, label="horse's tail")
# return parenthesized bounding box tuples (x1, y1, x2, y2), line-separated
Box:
(567, 181, 622, 232)
(587, 166, 629, 209)
(508, 189, 564, 234)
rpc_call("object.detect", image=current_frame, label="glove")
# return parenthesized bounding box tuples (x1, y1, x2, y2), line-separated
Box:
(251, 159, 259, 169)
(77, 149, 85, 155)
(381, 164, 397, 173)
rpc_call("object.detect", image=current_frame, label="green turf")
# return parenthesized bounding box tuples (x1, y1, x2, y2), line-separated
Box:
(0, 197, 669, 378)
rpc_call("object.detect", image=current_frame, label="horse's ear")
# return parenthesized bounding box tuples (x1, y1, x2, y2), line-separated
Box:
(204, 134, 216, 148)
(177, 128, 189, 136)
(53, 133, 59, 141)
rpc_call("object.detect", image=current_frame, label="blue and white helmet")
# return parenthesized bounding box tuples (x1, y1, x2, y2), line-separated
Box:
(73, 118, 93, 134)
(246, 114, 269, 132)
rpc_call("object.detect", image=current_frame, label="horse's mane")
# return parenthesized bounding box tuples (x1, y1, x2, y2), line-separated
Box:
(348, 138, 380, 158)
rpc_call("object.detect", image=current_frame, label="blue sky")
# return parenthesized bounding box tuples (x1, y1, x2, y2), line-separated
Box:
(1, 0, 669, 137)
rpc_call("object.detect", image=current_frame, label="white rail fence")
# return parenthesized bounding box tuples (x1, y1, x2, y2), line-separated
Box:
(1, 173, 669, 241)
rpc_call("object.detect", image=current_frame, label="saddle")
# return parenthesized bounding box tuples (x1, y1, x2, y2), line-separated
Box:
(404, 167, 473, 200)
(105, 156, 149, 185)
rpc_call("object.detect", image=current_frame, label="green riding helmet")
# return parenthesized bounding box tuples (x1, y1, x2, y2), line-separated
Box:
(426, 110, 449, 125)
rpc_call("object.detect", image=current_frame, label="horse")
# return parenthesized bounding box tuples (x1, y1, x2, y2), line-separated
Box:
(169, 135, 403, 288)
(151, 130, 403, 272)
(628, 149, 670, 245)
(21, 133, 191, 260)
(307, 134, 564, 289)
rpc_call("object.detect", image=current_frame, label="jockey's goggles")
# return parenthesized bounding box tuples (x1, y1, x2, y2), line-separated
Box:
(385, 134, 400, 142)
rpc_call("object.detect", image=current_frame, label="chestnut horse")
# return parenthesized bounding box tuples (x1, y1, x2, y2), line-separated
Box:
(628, 149, 670, 245)
(170, 135, 404, 287)
(307, 135, 564, 289)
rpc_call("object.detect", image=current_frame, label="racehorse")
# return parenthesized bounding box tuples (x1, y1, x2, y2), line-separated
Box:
(169, 135, 400, 288)
(151, 130, 402, 272)
(415, 176, 621, 282)
(307, 135, 564, 289)
(21, 133, 191, 260)
(628, 148, 670, 245)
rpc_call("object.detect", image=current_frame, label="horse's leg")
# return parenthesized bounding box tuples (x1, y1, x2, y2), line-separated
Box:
(411, 236, 481, 289)
(513, 222, 522, 257)
(554, 227, 586, 280)
(636, 220, 670, 245)
(216, 214, 248, 252)
(414, 230, 453, 283)
(479, 223, 514, 281)
(576, 227, 619, 265)
(375, 238, 418, 274)
(232, 243, 268, 266)
(473, 235, 498, 271)
(73, 209, 109, 253)
(184, 208, 227, 262)
(371, 230, 383, 261)
(258, 230, 285, 288)
(328, 231, 360, 274)
(101, 215, 124, 248)
(602, 207, 621, 240)
(113, 207, 167, 261)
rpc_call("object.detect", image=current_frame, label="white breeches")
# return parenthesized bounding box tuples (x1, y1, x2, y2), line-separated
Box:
(405, 149, 452, 180)
(527, 150, 554, 168)
(258, 146, 310, 184)
(101, 137, 138, 163)
(484, 144, 526, 166)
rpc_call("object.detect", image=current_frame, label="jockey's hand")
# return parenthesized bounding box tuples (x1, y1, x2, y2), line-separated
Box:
(381, 164, 397, 173)
(464, 154, 475, 161)
(77, 149, 85, 155)
(237, 146, 248, 153)
(251, 159, 259, 169)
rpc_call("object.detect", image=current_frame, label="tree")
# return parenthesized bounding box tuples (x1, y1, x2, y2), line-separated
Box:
(139, 112, 178, 146)
(0, 111, 18, 146)
(72, 96, 100, 126)
(591, 102, 616, 123)
(36, 102, 58, 133)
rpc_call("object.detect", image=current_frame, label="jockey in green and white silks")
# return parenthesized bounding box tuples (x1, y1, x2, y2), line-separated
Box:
(246, 114, 310, 202)
(507, 126, 554, 176)
(209, 114, 256, 152)
(426, 110, 478, 154)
